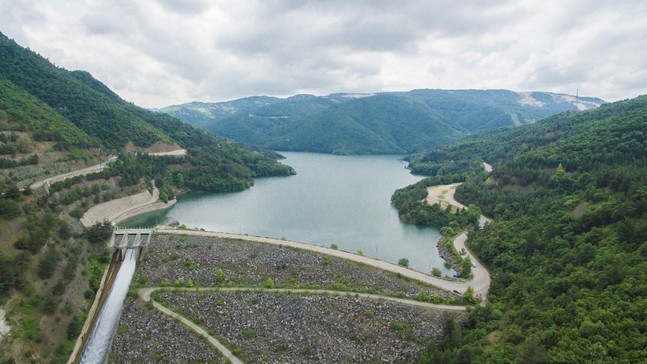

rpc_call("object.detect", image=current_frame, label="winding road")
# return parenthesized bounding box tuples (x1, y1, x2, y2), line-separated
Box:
(424, 161, 494, 298)
(29, 155, 117, 191)
(80, 184, 177, 227)
(29, 148, 186, 191)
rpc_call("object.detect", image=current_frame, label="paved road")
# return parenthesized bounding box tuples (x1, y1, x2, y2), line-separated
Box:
(453, 233, 490, 298)
(155, 228, 486, 296)
(426, 182, 492, 299)
(29, 150, 185, 191)
(80, 184, 177, 227)
(444, 186, 492, 228)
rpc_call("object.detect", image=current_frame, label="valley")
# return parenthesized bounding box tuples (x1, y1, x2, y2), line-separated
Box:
(0, 28, 646, 364)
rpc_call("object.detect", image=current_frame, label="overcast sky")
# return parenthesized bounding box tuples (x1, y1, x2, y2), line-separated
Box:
(1, 1, 645, 108)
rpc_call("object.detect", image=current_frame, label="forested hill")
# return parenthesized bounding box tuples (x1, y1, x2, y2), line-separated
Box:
(396, 95, 647, 362)
(0, 32, 294, 192)
(159, 89, 604, 155)
(0, 33, 295, 364)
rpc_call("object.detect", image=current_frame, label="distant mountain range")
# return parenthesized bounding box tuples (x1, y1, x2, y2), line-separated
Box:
(159, 90, 605, 155)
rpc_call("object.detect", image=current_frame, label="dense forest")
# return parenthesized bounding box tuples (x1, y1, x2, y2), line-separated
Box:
(393, 96, 647, 362)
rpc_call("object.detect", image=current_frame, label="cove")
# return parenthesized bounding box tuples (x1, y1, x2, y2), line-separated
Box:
(122, 152, 450, 274)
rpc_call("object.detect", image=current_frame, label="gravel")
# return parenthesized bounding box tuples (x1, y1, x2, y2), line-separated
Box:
(110, 233, 466, 363)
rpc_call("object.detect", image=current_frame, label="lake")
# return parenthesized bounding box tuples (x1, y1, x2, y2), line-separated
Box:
(121, 152, 450, 274)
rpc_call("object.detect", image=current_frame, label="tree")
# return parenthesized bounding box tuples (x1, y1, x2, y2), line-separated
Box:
(37, 248, 59, 279)
(463, 286, 478, 304)
(461, 256, 472, 277)
(398, 258, 410, 267)
(83, 219, 114, 244)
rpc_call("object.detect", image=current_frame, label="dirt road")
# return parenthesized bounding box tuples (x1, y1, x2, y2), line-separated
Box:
(29, 156, 117, 191)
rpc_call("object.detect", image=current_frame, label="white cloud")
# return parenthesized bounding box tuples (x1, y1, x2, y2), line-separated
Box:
(0, 0, 645, 107)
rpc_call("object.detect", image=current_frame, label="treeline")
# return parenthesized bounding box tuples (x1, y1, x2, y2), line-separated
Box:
(410, 95, 647, 362)
(106, 146, 294, 195)
(406, 98, 639, 175)
(0, 154, 38, 168)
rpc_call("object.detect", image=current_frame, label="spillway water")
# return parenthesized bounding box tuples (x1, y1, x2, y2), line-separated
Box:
(79, 249, 137, 364)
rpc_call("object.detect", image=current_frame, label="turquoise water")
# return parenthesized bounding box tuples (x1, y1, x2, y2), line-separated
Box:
(121, 152, 448, 274)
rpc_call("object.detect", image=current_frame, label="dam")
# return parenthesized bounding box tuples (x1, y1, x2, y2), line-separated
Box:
(72, 229, 151, 363)
(109, 229, 152, 261)
(78, 248, 138, 363)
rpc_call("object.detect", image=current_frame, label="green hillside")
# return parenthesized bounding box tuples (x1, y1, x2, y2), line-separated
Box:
(393, 95, 647, 362)
(162, 90, 604, 155)
(0, 76, 98, 150)
(0, 34, 171, 150)
(0, 32, 294, 187)
(0, 33, 294, 363)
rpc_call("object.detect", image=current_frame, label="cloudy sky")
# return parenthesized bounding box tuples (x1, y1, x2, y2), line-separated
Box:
(1, 0, 645, 108)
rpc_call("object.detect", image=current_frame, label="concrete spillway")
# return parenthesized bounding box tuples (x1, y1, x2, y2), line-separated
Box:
(79, 248, 138, 363)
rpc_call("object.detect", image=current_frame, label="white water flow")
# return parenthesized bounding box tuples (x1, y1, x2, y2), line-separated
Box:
(79, 249, 137, 364)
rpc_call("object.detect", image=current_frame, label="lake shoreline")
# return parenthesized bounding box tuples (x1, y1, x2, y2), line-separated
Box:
(126, 152, 446, 273)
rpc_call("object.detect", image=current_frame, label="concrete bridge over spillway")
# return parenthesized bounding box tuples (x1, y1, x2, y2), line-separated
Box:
(108, 229, 152, 260)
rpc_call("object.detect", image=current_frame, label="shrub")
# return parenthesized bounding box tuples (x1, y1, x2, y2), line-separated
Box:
(214, 269, 226, 285)
(67, 315, 83, 340)
(83, 220, 113, 244)
(431, 267, 442, 277)
(242, 328, 256, 339)
(37, 248, 60, 279)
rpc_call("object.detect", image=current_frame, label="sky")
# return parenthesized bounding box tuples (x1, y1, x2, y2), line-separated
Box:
(1, 0, 646, 108)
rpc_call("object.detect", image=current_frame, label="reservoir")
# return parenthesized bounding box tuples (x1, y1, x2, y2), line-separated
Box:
(122, 152, 449, 274)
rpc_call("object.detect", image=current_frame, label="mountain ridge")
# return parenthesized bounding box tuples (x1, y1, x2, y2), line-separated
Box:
(159, 89, 605, 155)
